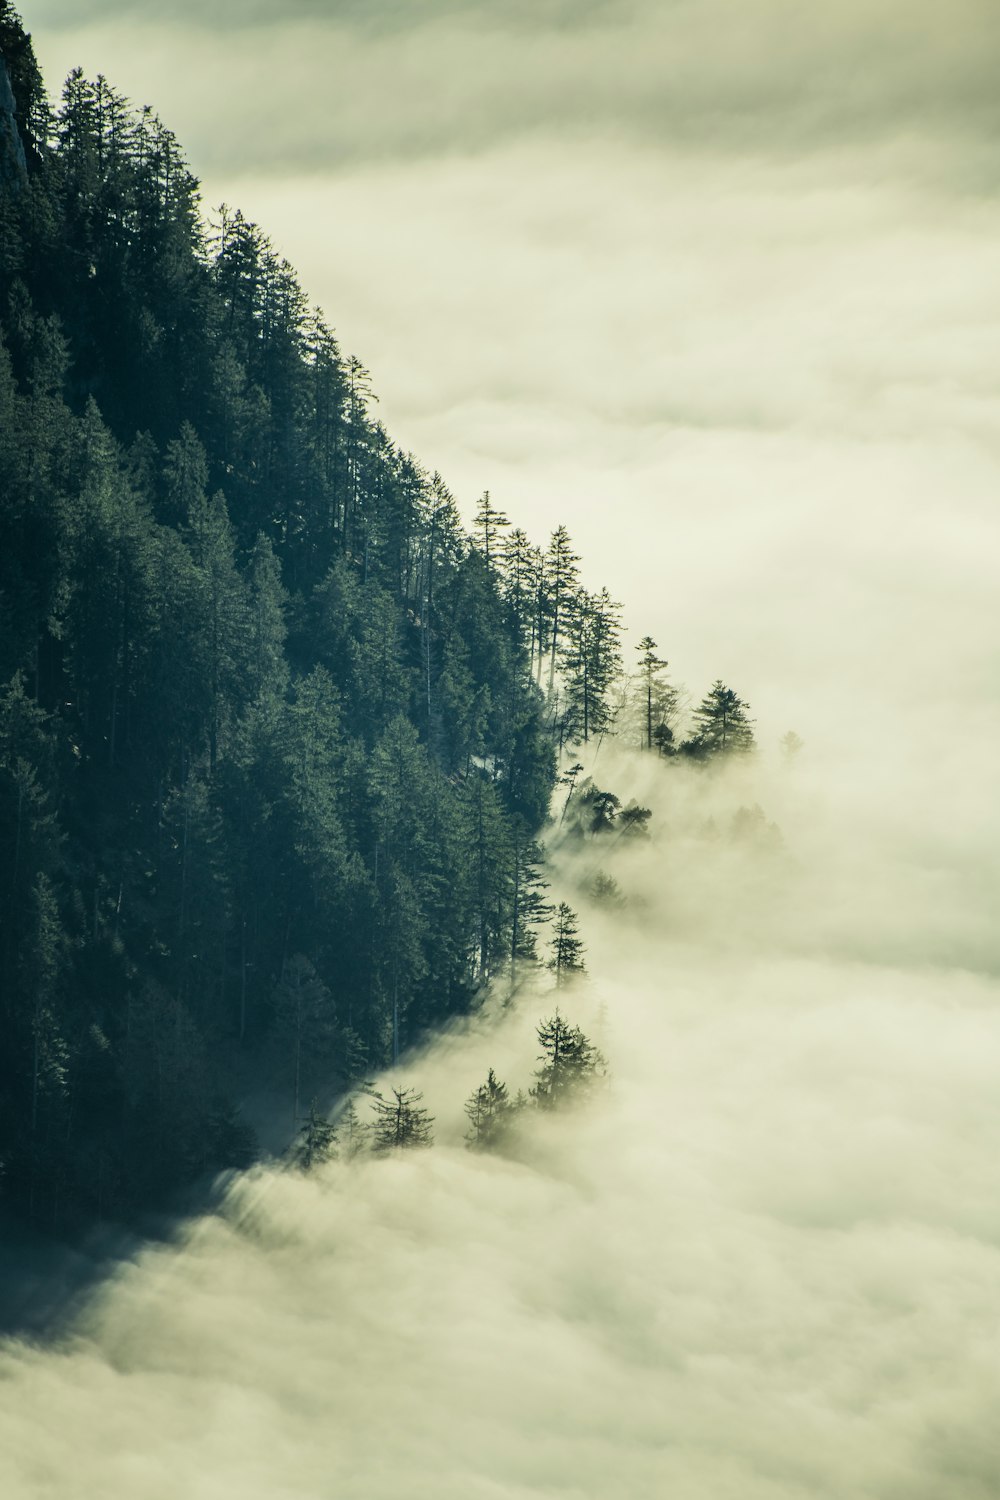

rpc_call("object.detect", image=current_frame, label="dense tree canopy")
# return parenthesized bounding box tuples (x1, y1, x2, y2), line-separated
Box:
(0, 12, 569, 1226)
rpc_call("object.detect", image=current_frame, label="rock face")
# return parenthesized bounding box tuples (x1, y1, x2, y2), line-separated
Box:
(0, 58, 27, 191)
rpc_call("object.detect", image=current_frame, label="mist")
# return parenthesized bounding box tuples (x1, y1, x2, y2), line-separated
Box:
(3, 729, 999, 1499)
(6, 0, 999, 1492)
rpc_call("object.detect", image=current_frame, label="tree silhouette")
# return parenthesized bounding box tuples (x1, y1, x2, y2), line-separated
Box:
(532, 1012, 604, 1109)
(369, 1086, 434, 1153)
(684, 680, 755, 757)
(549, 903, 586, 986)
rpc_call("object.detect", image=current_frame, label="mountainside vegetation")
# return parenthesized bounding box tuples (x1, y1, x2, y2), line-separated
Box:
(0, 5, 759, 1232)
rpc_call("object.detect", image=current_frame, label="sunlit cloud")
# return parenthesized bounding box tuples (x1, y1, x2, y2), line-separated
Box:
(3, 744, 1000, 1497)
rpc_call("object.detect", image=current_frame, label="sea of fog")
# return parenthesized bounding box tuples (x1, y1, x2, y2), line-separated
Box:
(2, 738, 999, 1499)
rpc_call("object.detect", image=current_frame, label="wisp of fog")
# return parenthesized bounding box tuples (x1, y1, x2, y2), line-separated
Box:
(3, 733, 999, 1500)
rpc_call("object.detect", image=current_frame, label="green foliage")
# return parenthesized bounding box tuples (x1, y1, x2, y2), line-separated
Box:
(630, 636, 680, 754)
(336, 1096, 368, 1159)
(683, 680, 755, 758)
(549, 903, 586, 987)
(293, 1101, 338, 1172)
(589, 871, 626, 908)
(369, 1086, 434, 1154)
(560, 587, 623, 745)
(464, 1068, 514, 1151)
(531, 1012, 604, 1109)
(618, 802, 652, 838)
(0, 32, 566, 1229)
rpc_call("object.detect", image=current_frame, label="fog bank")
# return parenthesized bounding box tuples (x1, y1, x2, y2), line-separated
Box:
(3, 739, 1000, 1499)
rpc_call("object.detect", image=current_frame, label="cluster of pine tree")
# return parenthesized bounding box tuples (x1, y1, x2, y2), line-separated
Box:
(0, 10, 628, 1229)
(293, 1008, 604, 1170)
(463, 1010, 607, 1149)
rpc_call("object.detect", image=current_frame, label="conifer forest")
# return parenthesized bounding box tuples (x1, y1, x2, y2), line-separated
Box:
(0, 4, 759, 1231)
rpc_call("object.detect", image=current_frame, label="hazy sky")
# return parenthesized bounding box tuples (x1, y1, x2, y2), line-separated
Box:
(21, 0, 1000, 759)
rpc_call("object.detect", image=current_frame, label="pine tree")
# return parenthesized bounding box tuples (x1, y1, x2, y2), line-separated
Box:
(543, 525, 580, 694)
(464, 1067, 512, 1151)
(584, 787, 621, 836)
(471, 490, 509, 578)
(337, 1095, 368, 1159)
(618, 801, 652, 838)
(562, 588, 623, 744)
(508, 819, 552, 989)
(780, 730, 804, 761)
(369, 1085, 434, 1153)
(589, 871, 626, 908)
(634, 636, 669, 750)
(684, 680, 755, 758)
(549, 902, 586, 985)
(293, 1100, 338, 1171)
(531, 1012, 603, 1109)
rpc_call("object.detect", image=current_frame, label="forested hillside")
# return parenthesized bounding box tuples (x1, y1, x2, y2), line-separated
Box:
(0, 5, 577, 1227)
(0, 4, 761, 1232)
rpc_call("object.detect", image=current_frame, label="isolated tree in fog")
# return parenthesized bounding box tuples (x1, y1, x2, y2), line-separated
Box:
(369, 1086, 434, 1153)
(549, 902, 586, 986)
(558, 761, 585, 825)
(780, 730, 804, 761)
(618, 801, 652, 838)
(685, 680, 755, 757)
(585, 787, 620, 835)
(532, 1012, 604, 1109)
(589, 871, 626, 908)
(337, 1096, 368, 1158)
(652, 720, 676, 757)
(634, 636, 670, 751)
(464, 1067, 513, 1150)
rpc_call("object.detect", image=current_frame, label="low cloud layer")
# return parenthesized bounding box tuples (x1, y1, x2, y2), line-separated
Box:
(25, 0, 1000, 177)
(3, 743, 1000, 1498)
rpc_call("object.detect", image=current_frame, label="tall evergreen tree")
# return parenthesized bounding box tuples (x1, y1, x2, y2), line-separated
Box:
(634, 636, 671, 751)
(684, 680, 755, 758)
(549, 903, 586, 986)
(531, 1012, 603, 1109)
(543, 525, 580, 694)
(369, 1086, 434, 1153)
(464, 1067, 512, 1151)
